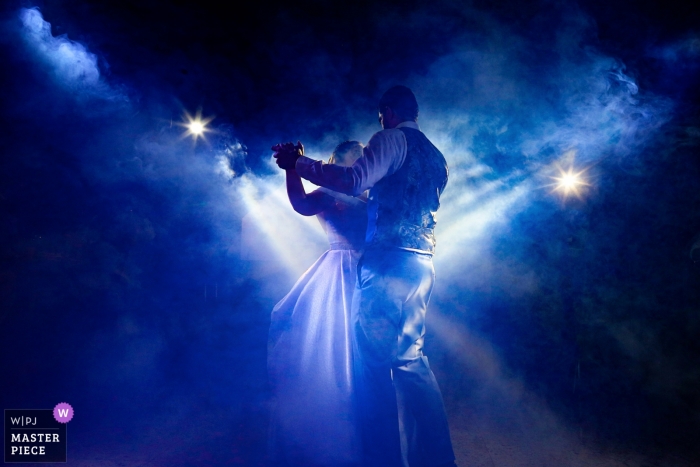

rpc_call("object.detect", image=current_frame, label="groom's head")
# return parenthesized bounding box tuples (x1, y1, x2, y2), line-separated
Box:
(378, 85, 418, 130)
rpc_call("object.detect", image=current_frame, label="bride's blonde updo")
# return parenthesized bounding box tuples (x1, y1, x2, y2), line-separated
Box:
(328, 140, 363, 167)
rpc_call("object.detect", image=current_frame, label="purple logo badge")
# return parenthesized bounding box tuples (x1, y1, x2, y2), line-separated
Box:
(53, 402, 73, 423)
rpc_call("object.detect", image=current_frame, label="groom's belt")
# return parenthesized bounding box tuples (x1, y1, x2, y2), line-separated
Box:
(370, 222, 437, 255)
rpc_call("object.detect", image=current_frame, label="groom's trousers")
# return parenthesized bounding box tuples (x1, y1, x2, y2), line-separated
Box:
(353, 248, 455, 467)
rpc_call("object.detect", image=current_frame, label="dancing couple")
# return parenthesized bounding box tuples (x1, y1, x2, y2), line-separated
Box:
(267, 86, 457, 467)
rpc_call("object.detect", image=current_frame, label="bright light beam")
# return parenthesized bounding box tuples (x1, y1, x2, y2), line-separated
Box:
(238, 175, 327, 278)
(179, 109, 215, 142)
(552, 167, 589, 197)
(435, 179, 530, 269)
(189, 120, 205, 136)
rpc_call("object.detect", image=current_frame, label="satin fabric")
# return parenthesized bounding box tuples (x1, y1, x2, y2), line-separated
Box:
(268, 189, 365, 467)
(352, 248, 455, 467)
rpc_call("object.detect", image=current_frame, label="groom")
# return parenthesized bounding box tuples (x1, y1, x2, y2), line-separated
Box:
(274, 85, 456, 467)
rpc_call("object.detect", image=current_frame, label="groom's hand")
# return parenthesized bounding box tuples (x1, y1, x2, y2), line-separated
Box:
(272, 141, 304, 170)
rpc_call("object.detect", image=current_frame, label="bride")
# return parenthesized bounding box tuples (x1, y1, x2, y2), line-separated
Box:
(268, 141, 366, 467)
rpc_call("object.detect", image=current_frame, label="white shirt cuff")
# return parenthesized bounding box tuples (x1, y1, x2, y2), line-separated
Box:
(295, 155, 316, 171)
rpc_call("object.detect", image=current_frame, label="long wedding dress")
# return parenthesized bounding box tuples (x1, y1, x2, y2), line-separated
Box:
(268, 187, 366, 467)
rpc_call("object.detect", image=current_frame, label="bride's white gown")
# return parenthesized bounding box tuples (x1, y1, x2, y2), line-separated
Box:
(268, 188, 366, 467)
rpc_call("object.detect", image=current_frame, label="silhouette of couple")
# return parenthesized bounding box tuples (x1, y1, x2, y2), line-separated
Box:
(268, 86, 457, 467)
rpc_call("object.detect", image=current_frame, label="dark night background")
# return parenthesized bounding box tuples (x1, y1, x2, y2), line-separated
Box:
(1, 0, 699, 465)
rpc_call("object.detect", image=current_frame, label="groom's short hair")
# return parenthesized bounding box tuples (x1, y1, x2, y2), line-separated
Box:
(379, 85, 419, 122)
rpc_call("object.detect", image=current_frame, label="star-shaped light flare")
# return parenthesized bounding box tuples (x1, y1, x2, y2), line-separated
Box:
(179, 109, 215, 142)
(551, 167, 589, 197)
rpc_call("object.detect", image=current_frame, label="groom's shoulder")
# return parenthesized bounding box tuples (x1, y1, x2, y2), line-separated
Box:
(371, 127, 406, 137)
(368, 128, 406, 146)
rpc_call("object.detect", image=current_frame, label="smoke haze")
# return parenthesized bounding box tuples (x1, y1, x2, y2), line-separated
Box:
(1, 1, 699, 465)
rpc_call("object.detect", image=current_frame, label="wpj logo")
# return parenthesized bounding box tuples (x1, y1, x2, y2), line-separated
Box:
(4, 403, 72, 463)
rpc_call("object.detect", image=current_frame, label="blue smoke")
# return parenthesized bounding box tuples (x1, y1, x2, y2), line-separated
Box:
(18, 7, 124, 101)
(1, 2, 699, 466)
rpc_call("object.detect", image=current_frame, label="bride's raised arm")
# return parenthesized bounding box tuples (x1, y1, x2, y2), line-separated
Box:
(285, 168, 335, 216)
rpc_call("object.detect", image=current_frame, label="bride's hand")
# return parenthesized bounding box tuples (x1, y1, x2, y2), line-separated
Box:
(271, 141, 301, 153)
(273, 141, 304, 170)
(271, 142, 291, 152)
(293, 141, 304, 157)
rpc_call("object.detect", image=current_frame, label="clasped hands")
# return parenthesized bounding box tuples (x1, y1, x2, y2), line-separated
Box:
(272, 141, 304, 170)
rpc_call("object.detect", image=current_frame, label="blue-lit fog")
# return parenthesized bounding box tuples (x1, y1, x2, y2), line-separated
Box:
(1, 2, 699, 466)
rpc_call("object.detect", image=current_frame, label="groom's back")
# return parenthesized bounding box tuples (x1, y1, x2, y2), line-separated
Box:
(369, 127, 448, 255)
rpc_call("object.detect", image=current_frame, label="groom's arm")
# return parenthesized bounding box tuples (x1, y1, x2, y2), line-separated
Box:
(295, 130, 407, 196)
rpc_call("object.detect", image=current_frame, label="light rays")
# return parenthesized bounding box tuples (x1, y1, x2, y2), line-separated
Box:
(551, 167, 589, 197)
(238, 175, 327, 278)
(434, 166, 531, 269)
(543, 150, 592, 199)
(179, 109, 215, 142)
